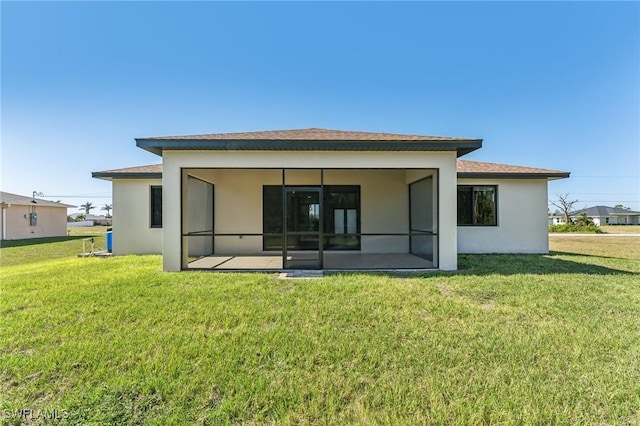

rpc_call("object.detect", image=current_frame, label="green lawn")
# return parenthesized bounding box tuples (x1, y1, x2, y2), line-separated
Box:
(1, 237, 639, 424)
(0, 227, 107, 267)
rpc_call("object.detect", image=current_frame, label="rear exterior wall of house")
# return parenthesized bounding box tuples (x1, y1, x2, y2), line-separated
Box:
(457, 178, 549, 253)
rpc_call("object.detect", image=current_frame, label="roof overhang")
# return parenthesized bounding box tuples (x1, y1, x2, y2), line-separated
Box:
(135, 138, 483, 157)
(91, 171, 163, 181)
(457, 172, 570, 180)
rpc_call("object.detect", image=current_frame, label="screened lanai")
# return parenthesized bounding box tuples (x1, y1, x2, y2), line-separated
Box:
(181, 167, 439, 271)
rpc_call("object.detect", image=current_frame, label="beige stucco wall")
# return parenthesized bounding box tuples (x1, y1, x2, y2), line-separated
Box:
(457, 178, 549, 253)
(112, 179, 163, 254)
(163, 150, 458, 271)
(0, 204, 68, 240)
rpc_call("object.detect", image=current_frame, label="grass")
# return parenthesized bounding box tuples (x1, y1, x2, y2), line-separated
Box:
(1, 237, 639, 424)
(0, 227, 107, 267)
(550, 235, 640, 261)
(600, 225, 640, 234)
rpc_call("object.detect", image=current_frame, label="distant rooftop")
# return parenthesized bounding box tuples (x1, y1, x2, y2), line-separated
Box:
(570, 205, 640, 217)
(0, 191, 75, 208)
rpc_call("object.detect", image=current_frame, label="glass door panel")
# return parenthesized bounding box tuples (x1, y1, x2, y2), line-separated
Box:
(284, 188, 322, 269)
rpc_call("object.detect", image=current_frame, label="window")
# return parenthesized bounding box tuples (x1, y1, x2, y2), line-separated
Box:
(457, 186, 497, 226)
(151, 186, 162, 228)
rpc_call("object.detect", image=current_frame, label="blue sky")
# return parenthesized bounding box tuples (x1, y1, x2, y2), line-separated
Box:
(2, 1, 639, 213)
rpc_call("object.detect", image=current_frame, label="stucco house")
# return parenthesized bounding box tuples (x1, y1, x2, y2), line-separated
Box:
(93, 128, 569, 271)
(569, 206, 640, 226)
(0, 192, 74, 240)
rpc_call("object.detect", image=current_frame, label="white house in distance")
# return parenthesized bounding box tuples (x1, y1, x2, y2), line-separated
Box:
(68, 213, 112, 227)
(0, 192, 75, 240)
(569, 206, 640, 226)
(93, 128, 569, 272)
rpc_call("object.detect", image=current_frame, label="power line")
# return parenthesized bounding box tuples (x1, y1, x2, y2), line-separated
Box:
(570, 176, 640, 179)
(43, 195, 112, 198)
(563, 193, 640, 195)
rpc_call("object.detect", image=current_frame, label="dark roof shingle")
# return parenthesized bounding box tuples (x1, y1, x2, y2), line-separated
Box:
(570, 206, 640, 216)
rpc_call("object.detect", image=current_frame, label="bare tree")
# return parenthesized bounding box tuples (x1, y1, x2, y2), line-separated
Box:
(551, 194, 578, 224)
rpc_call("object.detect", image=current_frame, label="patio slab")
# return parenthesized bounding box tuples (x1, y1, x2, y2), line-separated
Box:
(188, 253, 433, 270)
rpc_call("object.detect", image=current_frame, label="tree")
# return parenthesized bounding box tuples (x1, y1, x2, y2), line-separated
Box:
(614, 204, 630, 210)
(76, 213, 86, 221)
(80, 202, 95, 215)
(101, 203, 113, 218)
(551, 194, 578, 224)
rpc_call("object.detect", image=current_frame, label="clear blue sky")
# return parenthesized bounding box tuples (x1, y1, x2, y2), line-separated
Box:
(2, 1, 639, 213)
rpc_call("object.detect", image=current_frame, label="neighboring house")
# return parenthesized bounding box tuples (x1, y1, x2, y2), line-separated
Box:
(68, 213, 112, 226)
(549, 215, 565, 225)
(0, 192, 74, 240)
(569, 206, 640, 226)
(93, 128, 569, 271)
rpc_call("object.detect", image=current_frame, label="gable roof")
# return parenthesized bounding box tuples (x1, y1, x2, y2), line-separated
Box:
(456, 160, 569, 180)
(0, 191, 75, 208)
(569, 205, 640, 217)
(135, 128, 483, 157)
(92, 161, 569, 180)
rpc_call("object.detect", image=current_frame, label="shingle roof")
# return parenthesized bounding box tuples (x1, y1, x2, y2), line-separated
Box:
(0, 191, 75, 208)
(570, 206, 640, 217)
(457, 160, 569, 179)
(93, 161, 569, 180)
(139, 128, 478, 142)
(92, 164, 163, 180)
(135, 128, 483, 157)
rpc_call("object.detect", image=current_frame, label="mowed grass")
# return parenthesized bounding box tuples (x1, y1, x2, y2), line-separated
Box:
(550, 234, 640, 261)
(0, 227, 107, 267)
(1, 238, 639, 424)
(600, 225, 640, 234)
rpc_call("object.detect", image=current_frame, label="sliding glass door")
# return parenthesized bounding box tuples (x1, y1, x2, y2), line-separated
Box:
(284, 188, 322, 269)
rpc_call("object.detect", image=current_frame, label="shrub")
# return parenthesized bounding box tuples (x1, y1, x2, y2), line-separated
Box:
(549, 223, 603, 233)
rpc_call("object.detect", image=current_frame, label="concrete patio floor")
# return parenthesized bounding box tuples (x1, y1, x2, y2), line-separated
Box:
(188, 252, 434, 270)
